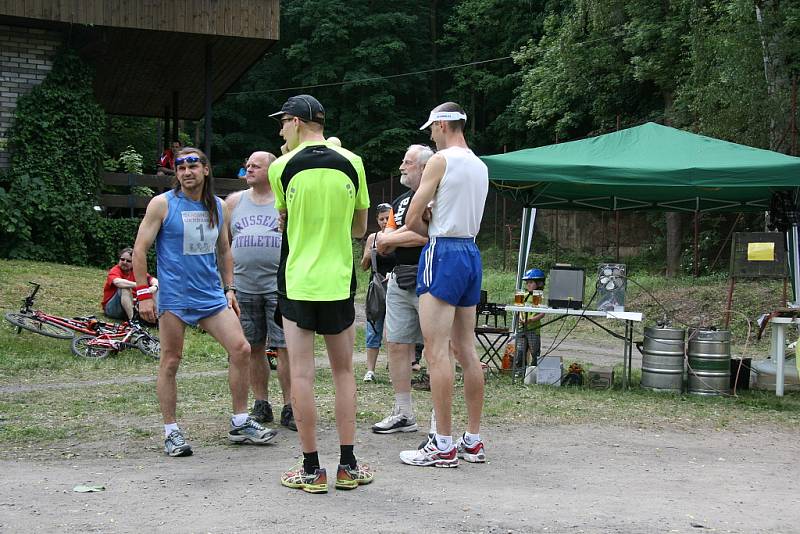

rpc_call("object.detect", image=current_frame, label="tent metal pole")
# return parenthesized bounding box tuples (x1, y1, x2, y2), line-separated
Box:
(512, 207, 534, 334)
(790, 225, 800, 307)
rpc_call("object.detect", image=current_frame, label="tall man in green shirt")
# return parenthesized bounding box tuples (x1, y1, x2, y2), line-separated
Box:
(268, 95, 373, 494)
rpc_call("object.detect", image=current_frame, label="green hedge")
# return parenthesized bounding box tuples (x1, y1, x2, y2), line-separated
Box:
(0, 49, 105, 265)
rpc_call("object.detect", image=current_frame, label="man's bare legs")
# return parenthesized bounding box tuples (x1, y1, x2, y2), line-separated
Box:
(249, 343, 269, 402)
(276, 347, 291, 405)
(157, 312, 187, 424)
(283, 319, 356, 449)
(120, 289, 135, 320)
(283, 318, 317, 452)
(418, 293, 457, 437)
(450, 305, 483, 434)
(324, 323, 357, 446)
(388, 342, 414, 397)
(198, 308, 252, 415)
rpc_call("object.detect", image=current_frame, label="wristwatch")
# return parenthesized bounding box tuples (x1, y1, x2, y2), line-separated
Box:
(224, 285, 237, 294)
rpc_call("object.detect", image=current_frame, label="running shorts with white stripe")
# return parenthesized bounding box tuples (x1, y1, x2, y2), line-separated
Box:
(416, 237, 482, 307)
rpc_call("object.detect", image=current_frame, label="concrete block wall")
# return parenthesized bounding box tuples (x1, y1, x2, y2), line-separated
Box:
(0, 24, 62, 168)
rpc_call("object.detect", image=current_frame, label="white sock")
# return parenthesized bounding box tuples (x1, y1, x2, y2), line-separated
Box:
(395, 392, 413, 417)
(464, 432, 481, 445)
(429, 409, 437, 434)
(435, 433, 453, 451)
(164, 423, 179, 437)
(231, 413, 249, 426)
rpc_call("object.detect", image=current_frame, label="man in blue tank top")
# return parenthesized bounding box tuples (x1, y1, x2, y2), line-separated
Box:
(134, 148, 277, 457)
(399, 102, 489, 469)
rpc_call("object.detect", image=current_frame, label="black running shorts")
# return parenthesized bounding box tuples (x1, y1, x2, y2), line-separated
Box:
(277, 295, 355, 335)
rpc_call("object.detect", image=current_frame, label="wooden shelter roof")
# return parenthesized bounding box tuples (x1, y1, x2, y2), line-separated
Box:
(0, 0, 279, 118)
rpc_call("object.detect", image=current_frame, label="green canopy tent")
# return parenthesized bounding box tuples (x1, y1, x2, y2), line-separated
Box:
(479, 122, 800, 303)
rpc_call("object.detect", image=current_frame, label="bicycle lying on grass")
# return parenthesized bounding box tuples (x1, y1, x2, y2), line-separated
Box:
(4, 282, 127, 339)
(71, 314, 160, 360)
(4, 281, 160, 360)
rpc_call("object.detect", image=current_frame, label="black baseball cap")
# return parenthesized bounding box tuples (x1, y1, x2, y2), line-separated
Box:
(269, 94, 325, 125)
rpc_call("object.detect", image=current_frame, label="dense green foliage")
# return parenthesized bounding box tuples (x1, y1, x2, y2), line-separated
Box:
(0, 50, 106, 264)
(213, 0, 799, 175)
(204, 0, 799, 274)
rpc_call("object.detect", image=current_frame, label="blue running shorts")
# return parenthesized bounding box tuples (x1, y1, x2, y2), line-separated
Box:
(417, 237, 482, 307)
(160, 302, 229, 327)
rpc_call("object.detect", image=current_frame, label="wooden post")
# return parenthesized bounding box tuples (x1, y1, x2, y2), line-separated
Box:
(172, 91, 179, 143)
(163, 105, 170, 148)
(156, 119, 162, 154)
(203, 42, 213, 160)
(723, 277, 735, 328)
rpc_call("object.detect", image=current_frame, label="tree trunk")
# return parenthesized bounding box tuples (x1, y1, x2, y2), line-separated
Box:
(665, 212, 682, 277)
(430, 0, 439, 102)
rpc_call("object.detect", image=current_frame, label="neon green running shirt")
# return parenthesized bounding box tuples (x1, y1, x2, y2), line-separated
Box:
(269, 140, 369, 301)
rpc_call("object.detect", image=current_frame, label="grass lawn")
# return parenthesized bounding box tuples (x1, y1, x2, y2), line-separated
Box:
(1, 258, 799, 454)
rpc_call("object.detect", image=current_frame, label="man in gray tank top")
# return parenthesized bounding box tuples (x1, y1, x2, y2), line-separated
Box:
(225, 151, 295, 431)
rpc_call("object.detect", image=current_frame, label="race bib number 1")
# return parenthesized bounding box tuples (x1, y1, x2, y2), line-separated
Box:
(182, 211, 218, 255)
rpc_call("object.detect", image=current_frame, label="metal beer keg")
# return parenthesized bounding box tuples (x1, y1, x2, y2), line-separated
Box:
(640, 326, 685, 392)
(687, 329, 731, 396)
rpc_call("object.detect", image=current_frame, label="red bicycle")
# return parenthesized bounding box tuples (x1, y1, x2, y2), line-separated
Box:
(4, 282, 126, 339)
(71, 312, 160, 360)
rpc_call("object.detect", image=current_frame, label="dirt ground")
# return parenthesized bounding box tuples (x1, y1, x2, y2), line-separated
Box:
(1, 422, 798, 533)
(2, 336, 799, 533)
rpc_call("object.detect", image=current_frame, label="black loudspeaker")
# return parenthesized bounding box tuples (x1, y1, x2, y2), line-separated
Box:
(548, 266, 585, 309)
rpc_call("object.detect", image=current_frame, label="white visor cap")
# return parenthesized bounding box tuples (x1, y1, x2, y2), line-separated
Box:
(419, 111, 468, 130)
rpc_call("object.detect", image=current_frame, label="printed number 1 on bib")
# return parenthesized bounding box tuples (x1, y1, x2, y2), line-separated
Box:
(182, 211, 218, 255)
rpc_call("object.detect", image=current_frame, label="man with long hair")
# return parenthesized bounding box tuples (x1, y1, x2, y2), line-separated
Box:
(268, 95, 372, 493)
(134, 147, 277, 457)
(400, 102, 489, 468)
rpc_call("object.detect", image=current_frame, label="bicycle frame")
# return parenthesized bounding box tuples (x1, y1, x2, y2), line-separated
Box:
(86, 322, 150, 352)
(18, 282, 126, 336)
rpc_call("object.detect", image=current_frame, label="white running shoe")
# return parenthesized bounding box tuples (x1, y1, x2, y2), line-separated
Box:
(372, 410, 418, 434)
(363, 370, 376, 382)
(399, 435, 458, 467)
(456, 433, 486, 463)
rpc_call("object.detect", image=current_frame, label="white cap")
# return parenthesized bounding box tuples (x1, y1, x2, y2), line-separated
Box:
(419, 111, 467, 130)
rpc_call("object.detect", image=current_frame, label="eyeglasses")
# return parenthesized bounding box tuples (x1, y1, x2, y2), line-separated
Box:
(119, 258, 132, 263)
(175, 155, 202, 166)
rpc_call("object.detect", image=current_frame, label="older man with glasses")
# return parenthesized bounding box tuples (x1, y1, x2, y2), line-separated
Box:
(370, 144, 434, 435)
(101, 246, 158, 320)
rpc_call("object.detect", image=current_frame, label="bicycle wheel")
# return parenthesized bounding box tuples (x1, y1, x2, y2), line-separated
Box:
(71, 335, 112, 359)
(4, 312, 73, 339)
(136, 333, 160, 360)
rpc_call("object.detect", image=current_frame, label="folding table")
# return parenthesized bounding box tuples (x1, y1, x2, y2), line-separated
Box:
(505, 305, 643, 388)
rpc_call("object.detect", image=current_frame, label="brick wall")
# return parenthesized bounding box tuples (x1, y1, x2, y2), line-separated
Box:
(0, 24, 62, 168)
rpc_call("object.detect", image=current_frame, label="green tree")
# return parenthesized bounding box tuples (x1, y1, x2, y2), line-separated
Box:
(213, 1, 455, 180)
(439, 0, 551, 153)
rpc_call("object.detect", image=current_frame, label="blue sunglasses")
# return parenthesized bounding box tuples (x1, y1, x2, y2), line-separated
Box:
(175, 155, 202, 166)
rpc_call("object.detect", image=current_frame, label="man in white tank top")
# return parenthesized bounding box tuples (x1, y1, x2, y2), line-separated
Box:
(399, 102, 489, 468)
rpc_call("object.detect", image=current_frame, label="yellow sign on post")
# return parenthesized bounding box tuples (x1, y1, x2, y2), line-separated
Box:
(747, 242, 775, 261)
